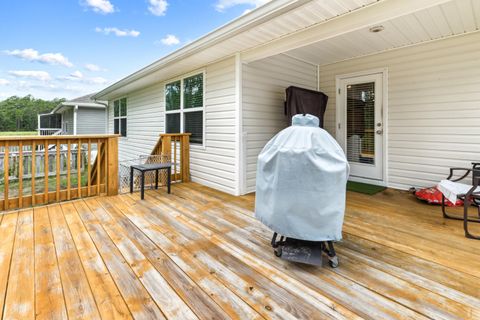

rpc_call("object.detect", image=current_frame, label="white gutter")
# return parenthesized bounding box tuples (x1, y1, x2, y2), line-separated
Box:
(93, 0, 310, 99)
(61, 102, 106, 108)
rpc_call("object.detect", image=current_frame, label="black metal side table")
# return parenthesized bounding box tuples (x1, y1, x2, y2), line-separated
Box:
(130, 163, 172, 200)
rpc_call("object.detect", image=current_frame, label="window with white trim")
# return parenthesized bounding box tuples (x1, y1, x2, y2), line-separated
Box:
(113, 97, 127, 137)
(165, 73, 204, 145)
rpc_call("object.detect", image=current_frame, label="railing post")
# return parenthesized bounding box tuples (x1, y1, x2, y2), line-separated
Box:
(181, 134, 190, 182)
(106, 136, 118, 196)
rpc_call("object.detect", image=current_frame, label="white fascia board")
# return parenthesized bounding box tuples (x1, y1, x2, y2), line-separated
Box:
(61, 102, 106, 108)
(242, 0, 453, 63)
(93, 0, 309, 100)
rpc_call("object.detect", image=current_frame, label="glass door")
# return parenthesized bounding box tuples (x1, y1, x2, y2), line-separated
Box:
(338, 73, 383, 181)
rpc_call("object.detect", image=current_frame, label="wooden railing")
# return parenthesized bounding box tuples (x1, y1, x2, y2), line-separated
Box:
(151, 133, 190, 183)
(38, 128, 63, 136)
(0, 135, 118, 211)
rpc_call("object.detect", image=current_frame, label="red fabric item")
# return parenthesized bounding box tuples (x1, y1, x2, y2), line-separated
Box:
(415, 187, 463, 207)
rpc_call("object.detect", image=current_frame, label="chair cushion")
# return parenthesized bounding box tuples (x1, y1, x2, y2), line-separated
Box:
(438, 180, 480, 204)
(415, 186, 462, 207)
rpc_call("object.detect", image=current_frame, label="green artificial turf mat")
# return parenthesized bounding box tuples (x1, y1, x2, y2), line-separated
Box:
(347, 181, 386, 195)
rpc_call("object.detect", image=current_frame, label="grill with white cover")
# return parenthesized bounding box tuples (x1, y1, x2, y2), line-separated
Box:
(255, 114, 349, 267)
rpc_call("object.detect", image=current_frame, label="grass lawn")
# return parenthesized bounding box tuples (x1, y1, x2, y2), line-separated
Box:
(0, 171, 89, 197)
(0, 131, 37, 136)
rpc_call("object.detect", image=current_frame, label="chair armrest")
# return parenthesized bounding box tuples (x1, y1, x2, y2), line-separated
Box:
(447, 168, 472, 181)
(466, 177, 480, 197)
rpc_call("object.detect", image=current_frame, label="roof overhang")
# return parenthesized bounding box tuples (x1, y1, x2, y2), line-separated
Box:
(48, 101, 106, 114)
(92, 0, 314, 100)
(93, 0, 452, 101)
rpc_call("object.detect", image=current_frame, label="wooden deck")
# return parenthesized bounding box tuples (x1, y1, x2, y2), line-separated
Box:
(0, 182, 479, 319)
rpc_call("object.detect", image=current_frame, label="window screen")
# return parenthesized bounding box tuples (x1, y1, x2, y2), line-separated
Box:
(184, 111, 203, 144)
(166, 81, 181, 111)
(120, 118, 127, 137)
(120, 98, 127, 116)
(184, 74, 203, 109)
(166, 113, 180, 133)
(113, 98, 127, 137)
(114, 119, 119, 134)
(40, 114, 62, 129)
(165, 73, 204, 145)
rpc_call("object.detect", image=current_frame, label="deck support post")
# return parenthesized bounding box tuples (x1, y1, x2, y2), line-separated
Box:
(106, 136, 119, 196)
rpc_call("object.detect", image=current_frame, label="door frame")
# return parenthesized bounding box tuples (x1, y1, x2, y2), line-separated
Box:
(335, 68, 388, 186)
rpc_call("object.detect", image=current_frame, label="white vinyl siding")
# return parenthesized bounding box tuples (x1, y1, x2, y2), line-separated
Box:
(192, 58, 236, 194)
(319, 32, 480, 190)
(108, 82, 165, 161)
(107, 57, 237, 194)
(242, 54, 318, 193)
(76, 108, 106, 135)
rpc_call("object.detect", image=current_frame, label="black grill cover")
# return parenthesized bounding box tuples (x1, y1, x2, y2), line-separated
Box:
(285, 86, 328, 128)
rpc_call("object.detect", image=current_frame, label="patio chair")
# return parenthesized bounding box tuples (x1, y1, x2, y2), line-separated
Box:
(441, 162, 480, 239)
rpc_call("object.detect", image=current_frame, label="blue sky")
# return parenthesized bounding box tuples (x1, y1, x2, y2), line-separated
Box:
(0, 0, 269, 101)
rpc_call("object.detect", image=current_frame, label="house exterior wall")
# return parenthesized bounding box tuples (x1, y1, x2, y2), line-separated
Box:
(107, 56, 237, 194)
(76, 107, 106, 135)
(107, 82, 165, 161)
(61, 109, 74, 135)
(242, 54, 318, 193)
(319, 32, 480, 190)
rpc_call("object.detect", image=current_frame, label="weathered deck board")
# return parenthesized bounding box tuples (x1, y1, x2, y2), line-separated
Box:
(48, 204, 101, 319)
(0, 182, 480, 319)
(3, 210, 35, 320)
(72, 200, 165, 320)
(0, 213, 17, 320)
(34, 206, 67, 320)
(60, 202, 132, 319)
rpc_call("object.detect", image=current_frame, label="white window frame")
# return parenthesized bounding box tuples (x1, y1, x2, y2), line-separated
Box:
(113, 97, 128, 137)
(164, 70, 206, 147)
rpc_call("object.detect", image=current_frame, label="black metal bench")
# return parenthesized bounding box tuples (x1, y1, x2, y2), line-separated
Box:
(130, 163, 172, 200)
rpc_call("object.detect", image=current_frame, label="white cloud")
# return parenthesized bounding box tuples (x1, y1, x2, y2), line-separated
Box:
(9, 70, 51, 81)
(160, 34, 180, 46)
(95, 27, 140, 37)
(58, 73, 107, 85)
(4, 48, 73, 67)
(70, 70, 84, 79)
(0, 79, 10, 86)
(88, 77, 108, 85)
(148, 0, 168, 16)
(84, 63, 103, 71)
(215, 0, 270, 12)
(83, 0, 115, 14)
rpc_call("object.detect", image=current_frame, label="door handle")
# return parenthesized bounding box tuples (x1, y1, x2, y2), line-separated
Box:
(376, 129, 383, 135)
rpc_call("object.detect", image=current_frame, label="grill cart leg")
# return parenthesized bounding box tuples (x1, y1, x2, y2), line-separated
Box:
(323, 241, 339, 268)
(271, 233, 284, 257)
(271, 232, 278, 247)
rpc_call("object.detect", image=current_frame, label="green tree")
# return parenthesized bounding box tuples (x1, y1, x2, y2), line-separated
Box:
(0, 95, 65, 132)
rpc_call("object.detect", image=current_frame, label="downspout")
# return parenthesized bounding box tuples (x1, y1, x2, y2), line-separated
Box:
(235, 53, 244, 196)
(73, 105, 78, 135)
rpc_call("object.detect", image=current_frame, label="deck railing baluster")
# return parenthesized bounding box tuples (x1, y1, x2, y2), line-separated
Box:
(77, 139, 82, 198)
(44, 139, 49, 203)
(0, 135, 118, 211)
(18, 141, 23, 208)
(32, 141, 36, 206)
(4, 141, 9, 210)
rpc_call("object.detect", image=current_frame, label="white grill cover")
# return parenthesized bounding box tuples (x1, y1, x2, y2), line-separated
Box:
(255, 114, 349, 241)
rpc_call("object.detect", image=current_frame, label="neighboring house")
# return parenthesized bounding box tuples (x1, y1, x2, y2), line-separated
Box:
(94, 0, 480, 196)
(38, 93, 107, 136)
